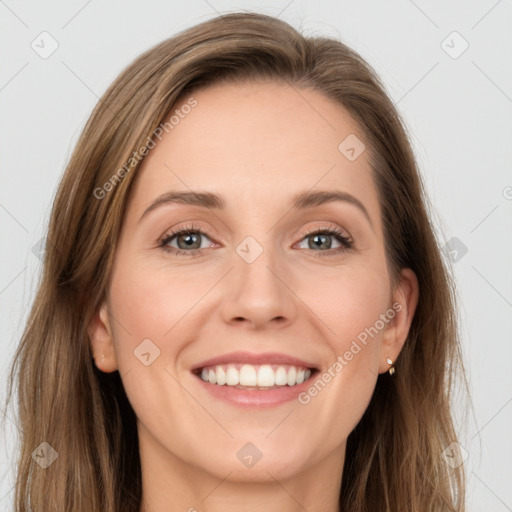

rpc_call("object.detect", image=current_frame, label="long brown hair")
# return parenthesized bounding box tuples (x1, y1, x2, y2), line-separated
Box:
(3, 12, 468, 511)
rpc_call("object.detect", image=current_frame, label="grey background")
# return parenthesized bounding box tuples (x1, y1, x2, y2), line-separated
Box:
(1, 1, 511, 510)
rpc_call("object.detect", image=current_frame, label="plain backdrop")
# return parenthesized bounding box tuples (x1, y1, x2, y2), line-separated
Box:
(1, 1, 511, 510)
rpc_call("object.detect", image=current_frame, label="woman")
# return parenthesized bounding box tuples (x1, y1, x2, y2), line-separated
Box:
(4, 11, 468, 512)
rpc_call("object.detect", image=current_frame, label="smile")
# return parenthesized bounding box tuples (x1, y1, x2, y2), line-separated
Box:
(195, 363, 315, 389)
(190, 350, 320, 407)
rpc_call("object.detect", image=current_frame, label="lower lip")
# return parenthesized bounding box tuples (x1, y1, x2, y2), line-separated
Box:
(192, 372, 317, 409)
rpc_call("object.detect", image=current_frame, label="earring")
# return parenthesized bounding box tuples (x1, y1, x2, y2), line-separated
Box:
(386, 356, 395, 375)
(101, 354, 105, 364)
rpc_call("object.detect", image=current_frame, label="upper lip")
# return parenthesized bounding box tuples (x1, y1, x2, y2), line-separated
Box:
(190, 351, 319, 372)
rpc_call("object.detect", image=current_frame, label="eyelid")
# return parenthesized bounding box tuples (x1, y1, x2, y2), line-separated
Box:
(158, 222, 215, 250)
(299, 223, 353, 243)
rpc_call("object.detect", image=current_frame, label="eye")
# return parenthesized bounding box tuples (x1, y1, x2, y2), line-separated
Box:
(158, 223, 354, 258)
(158, 223, 214, 257)
(296, 225, 353, 257)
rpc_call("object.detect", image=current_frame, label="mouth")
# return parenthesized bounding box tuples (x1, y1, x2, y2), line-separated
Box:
(192, 363, 319, 390)
(189, 351, 320, 407)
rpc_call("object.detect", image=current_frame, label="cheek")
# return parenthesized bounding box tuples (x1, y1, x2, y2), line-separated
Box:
(106, 261, 226, 405)
(305, 265, 388, 398)
(296, 264, 389, 427)
(108, 263, 211, 351)
(304, 262, 390, 354)
(105, 265, 202, 427)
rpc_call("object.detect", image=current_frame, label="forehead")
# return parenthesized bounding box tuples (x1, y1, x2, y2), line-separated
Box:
(126, 80, 380, 224)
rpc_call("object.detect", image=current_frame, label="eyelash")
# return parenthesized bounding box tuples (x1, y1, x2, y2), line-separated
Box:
(158, 223, 354, 258)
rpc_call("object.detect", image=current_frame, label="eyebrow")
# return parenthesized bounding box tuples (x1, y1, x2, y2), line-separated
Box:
(139, 190, 373, 229)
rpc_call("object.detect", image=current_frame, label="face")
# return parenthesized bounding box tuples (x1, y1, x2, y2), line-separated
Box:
(89, 80, 418, 485)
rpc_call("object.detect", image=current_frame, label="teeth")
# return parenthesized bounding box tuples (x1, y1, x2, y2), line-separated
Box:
(240, 365, 257, 386)
(198, 363, 314, 388)
(216, 366, 226, 385)
(226, 366, 239, 386)
(257, 365, 275, 387)
(275, 366, 287, 385)
(287, 366, 297, 386)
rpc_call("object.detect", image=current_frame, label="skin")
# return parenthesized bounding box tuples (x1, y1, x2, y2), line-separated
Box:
(88, 80, 419, 512)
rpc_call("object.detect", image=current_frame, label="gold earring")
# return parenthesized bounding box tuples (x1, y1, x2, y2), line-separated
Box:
(386, 356, 395, 375)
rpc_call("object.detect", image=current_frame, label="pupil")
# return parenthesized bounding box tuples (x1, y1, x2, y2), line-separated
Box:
(180, 232, 200, 249)
(311, 234, 331, 250)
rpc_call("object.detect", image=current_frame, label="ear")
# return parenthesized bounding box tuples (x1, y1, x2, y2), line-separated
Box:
(378, 268, 419, 374)
(88, 299, 118, 373)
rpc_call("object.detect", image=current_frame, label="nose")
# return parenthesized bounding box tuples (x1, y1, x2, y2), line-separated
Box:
(220, 242, 298, 330)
